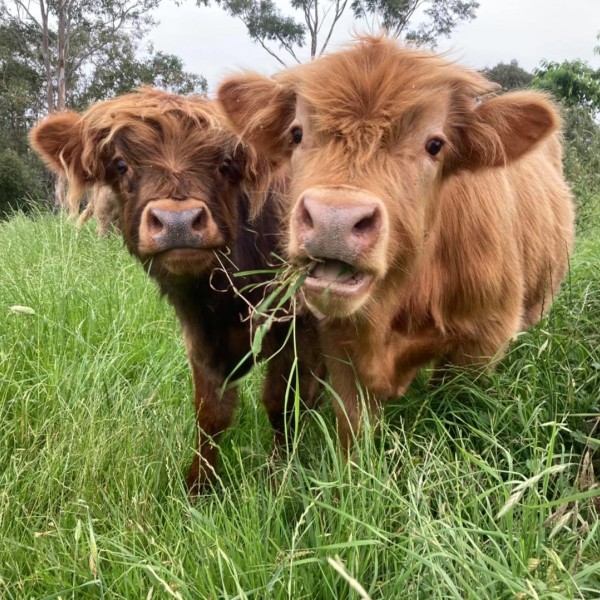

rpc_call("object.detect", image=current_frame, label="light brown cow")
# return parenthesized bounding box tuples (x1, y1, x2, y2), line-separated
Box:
(218, 36, 575, 450)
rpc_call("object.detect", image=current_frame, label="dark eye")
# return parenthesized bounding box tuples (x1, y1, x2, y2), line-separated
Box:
(219, 159, 231, 176)
(291, 127, 303, 144)
(115, 159, 128, 174)
(219, 157, 242, 183)
(425, 138, 444, 156)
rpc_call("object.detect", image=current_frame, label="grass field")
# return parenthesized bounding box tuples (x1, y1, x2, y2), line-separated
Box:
(0, 211, 599, 599)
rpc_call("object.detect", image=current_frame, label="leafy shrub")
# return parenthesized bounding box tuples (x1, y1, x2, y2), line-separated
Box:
(0, 148, 44, 217)
(532, 59, 600, 233)
(561, 106, 600, 232)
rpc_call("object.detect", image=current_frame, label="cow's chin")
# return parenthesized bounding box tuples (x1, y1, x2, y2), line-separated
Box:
(301, 259, 375, 318)
(146, 248, 218, 277)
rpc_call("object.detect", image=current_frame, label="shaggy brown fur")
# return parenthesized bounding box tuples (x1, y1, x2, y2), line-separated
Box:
(30, 88, 322, 490)
(218, 37, 575, 449)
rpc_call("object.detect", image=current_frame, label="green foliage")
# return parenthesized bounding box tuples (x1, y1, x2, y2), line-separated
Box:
(208, 0, 480, 65)
(75, 38, 207, 109)
(561, 106, 600, 233)
(0, 21, 45, 154)
(0, 0, 162, 111)
(0, 149, 43, 217)
(533, 59, 600, 114)
(532, 59, 600, 233)
(0, 211, 598, 598)
(482, 59, 533, 92)
(0, 0, 206, 112)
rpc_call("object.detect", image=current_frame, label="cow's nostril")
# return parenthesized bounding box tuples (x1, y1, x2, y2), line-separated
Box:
(300, 205, 314, 230)
(191, 208, 206, 232)
(149, 211, 164, 234)
(353, 214, 376, 234)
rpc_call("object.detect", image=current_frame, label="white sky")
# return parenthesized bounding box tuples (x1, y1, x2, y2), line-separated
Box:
(150, 0, 600, 93)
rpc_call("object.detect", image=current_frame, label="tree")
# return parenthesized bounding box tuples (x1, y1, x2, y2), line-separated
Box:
(481, 60, 532, 92)
(1, 0, 160, 113)
(0, 149, 44, 217)
(532, 59, 600, 115)
(205, 0, 479, 67)
(74, 38, 207, 109)
(0, 21, 45, 154)
(533, 57, 600, 232)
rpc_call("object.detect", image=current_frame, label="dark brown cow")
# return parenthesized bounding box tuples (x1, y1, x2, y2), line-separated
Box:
(30, 88, 322, 490)
(218, 37, 575, 450)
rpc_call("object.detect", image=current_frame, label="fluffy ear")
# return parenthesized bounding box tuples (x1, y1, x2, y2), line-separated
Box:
(29, 112, 86, 180)
(218, 73, 296, 160)
(218, 73, 297, 210)
(455, 92, 560, 169)
(30, 111, 93, 215)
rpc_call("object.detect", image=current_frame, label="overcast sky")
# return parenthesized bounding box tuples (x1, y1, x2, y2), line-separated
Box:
(151, 0, 600, 93)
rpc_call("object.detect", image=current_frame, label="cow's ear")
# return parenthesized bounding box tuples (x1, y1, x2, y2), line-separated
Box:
(218, 73, 296, 160)
(455, 92, 560, 169)
(29, 112, 86, 180)
(218, 73, 296, 211)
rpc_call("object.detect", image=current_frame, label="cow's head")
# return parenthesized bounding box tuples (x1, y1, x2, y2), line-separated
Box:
(218, 37, 559, 319)
(30, 88, 266, 279)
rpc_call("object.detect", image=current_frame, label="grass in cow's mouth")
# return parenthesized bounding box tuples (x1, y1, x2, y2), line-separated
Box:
(213, 249, 309, 387)
(1, 210, 599, 599)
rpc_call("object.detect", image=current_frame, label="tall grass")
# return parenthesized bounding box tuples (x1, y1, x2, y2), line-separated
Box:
(0, 211, 598, 599)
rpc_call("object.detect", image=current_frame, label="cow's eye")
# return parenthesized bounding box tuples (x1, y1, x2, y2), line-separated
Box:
(219, 157, 242, 183)
(291, 127, 303, 144)
(115, 159, 128, 174)
(219, 159, 231, 176)
(425, 138, 444, 156)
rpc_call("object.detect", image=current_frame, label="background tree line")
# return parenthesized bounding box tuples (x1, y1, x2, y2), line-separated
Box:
(1, 0, 599, 228)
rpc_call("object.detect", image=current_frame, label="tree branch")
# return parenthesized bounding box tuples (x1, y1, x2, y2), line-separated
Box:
(250, 28, 289, 68)
(319, 0, 348, 56)
(392, 0, 426, 38)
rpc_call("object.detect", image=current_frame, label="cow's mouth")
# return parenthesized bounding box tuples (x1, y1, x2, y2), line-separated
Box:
(148, 247, 219, 276)
(304, 259, 373, 296)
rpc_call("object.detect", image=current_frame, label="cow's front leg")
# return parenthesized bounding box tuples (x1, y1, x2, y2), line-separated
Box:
(186, 361, 238, 493)
(326, 357, 377, 454)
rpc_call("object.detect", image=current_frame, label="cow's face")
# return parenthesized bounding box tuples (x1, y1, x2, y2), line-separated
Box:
(31, 89, 256, 279)
(281, 93, 452, 318)
(218, 37, 559, 319)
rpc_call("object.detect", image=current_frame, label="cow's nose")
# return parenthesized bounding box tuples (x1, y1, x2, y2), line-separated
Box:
(147, 206, 206, 247)
(295, 195, 383, 261)
(139, 198, 224, 255)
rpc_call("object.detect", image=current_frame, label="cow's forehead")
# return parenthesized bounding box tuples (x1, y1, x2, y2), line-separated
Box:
(80, 90, 232, 159)
(285, 37, 493, 134)
(83, 113, 235, 177)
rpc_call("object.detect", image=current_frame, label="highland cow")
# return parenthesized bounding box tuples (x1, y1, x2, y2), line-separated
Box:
(218, 37, 575, 450)
(31, 88, 322, 490)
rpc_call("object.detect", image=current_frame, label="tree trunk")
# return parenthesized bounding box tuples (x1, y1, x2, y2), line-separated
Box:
(57, 0, 67, 112)
(39, 0, 55, 114)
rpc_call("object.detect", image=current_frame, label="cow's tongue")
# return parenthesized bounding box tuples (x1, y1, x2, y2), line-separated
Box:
(310, 259, 356, 283)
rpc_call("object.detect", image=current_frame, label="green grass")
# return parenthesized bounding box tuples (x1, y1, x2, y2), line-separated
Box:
(0, 211, 598, 599)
